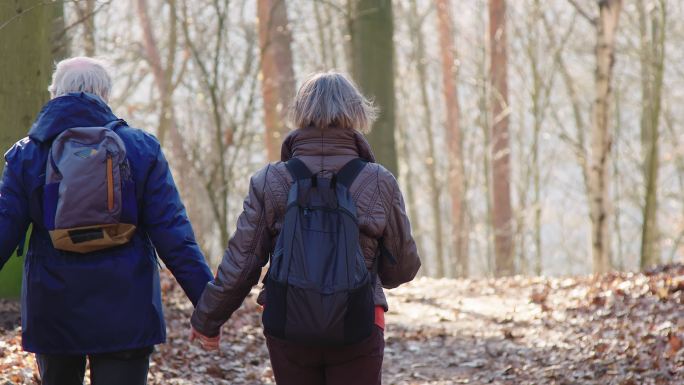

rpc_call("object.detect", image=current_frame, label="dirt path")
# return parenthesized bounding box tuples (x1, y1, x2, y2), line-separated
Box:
(382, 272, 684, 385)
(1, 266, 683, 384)
(383, 277, 541, 384)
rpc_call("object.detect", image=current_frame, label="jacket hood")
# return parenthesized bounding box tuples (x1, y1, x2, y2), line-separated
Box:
(280, 126, 377, 163)
(28, 92, 119, 143)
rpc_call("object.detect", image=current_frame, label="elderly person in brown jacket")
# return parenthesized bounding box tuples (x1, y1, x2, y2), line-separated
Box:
(190, 71, 421, 385)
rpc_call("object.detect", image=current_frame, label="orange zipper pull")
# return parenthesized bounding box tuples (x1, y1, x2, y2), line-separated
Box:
(107, 154, 114, 211)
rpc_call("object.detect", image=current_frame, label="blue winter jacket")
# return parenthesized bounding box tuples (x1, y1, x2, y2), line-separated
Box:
(0, 92, 213, 354)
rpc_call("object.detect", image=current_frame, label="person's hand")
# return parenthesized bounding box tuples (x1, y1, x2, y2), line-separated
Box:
(190, 326, 220, 351)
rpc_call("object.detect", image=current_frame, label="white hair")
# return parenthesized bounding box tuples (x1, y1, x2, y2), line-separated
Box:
(48, 57, 112, 101)
(291, 71, 377, 133)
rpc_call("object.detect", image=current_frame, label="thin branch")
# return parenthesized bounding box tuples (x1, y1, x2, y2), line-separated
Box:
(53, 0, 113, 43)
(0, 0, 111, 32)
(312, 0, 347, 16)
(567, 0, 597, 26)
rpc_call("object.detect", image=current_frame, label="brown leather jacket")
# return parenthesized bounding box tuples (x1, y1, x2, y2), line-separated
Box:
(191, 126, 421, 337)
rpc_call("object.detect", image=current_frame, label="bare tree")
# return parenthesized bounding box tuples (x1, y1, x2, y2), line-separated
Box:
(638, 0, 666, 269)
(514, 0, 568, 275)
(489, 0, 514, 276)
(436, 0, 468, 277)
(74, 0, 96, 56)
(477, 0, 495, 274)
(258, 0, 295, 161)
(541, 11, 589, 192)
(135, 0, 186, 150)
(406, 0, 445, 276)
(134, 0, 201, 237)
(569, 0, 623, 274)
(181, 0, 261, 252)
(313, 0, 339, 69)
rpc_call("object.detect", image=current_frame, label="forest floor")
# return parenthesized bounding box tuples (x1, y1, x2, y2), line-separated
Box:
(1, 264, 683, 384)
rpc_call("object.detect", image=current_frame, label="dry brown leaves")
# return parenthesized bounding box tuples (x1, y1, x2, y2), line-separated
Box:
(0, 264, 682, 384)
(381, 264, 684, 384)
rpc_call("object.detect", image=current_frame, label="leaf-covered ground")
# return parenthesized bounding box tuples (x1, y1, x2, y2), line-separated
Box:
(1, 264, 683, 384)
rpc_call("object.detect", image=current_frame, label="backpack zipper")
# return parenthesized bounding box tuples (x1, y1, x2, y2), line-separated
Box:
(106, 153, 114, 211)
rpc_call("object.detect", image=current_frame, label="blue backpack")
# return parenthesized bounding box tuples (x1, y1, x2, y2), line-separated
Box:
(263, 158, 375, 345)
(42, 120, 138, 253)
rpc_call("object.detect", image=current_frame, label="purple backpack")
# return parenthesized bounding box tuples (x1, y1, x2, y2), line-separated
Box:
(43, 121, 138, 253)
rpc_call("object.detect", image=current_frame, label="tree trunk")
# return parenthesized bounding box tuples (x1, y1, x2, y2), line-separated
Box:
(525, 1, 548, 275)
(436, 0, 467, 277)
(638, 0, 665, 270)
(0, 0, 52, 298)
(258, 0, 296, 162)
(349, 0, 398, 176)
(476, 1, 494, 274)
(488, 0, 514, 276)
(613, 86, 625, 270)
(589, 0, 622, 274)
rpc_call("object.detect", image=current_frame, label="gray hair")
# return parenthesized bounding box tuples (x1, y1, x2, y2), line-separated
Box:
(291, 71, 377, 133)
(48, 57, 112, 101)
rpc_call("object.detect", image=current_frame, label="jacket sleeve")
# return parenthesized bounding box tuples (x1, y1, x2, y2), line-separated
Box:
(378, 175, 421, 289)
(141, 143, 213, 306)
(0, 147, 30, 270)
(191, 166, 273, 337)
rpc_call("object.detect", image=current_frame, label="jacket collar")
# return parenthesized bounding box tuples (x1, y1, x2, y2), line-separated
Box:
(280, 126, 376, 163)
(28, 92, 119, 143)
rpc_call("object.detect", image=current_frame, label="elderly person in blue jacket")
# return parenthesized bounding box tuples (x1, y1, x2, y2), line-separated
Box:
(0, 57, 213, 385)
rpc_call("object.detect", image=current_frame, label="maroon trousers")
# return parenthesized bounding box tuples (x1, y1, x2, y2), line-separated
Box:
(265, 326, 385, 385)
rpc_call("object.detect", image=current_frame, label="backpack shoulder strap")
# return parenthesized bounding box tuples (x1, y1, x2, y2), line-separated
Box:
(285, 158, 312, 181)
(336, 158, 367, 189)
(104, 119, 126, 130)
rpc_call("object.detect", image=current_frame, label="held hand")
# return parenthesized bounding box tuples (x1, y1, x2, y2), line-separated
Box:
(190, 327, 220, 351)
